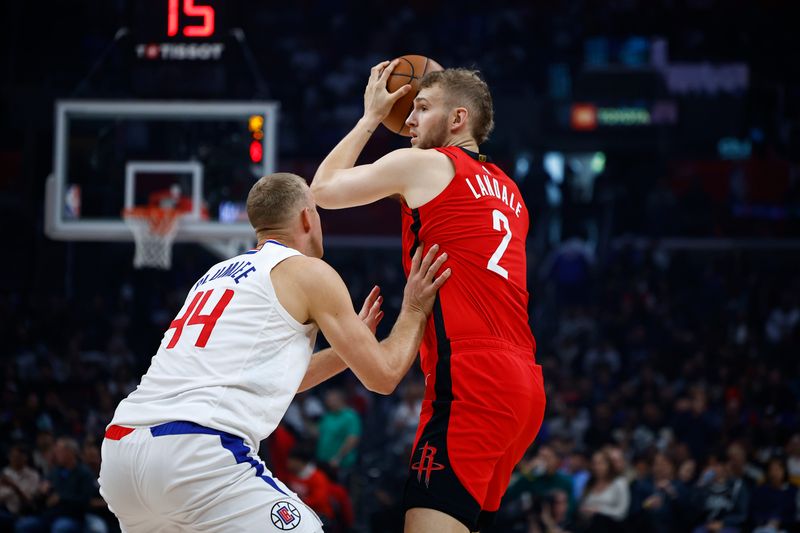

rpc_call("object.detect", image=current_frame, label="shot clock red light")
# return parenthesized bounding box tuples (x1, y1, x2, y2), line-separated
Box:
(249, 116, 264, 163)
(249, 141, 263, 163)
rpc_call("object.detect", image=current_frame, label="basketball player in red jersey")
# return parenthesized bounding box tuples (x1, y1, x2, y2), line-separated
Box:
(312, 60, 546, 533)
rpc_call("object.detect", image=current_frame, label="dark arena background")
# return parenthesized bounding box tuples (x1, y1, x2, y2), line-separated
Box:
(1, 1, 799, 532)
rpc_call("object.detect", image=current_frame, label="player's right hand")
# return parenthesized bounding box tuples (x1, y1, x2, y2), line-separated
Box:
(363, 59, 412, 125)
(402, 243, 451, 317)
(358, 285, 384, 334)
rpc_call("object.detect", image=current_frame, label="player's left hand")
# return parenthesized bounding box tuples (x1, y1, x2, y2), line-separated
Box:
(403, 243, 451, 317)
(363, 59, 412, 125)
(358, 285, 384, 334)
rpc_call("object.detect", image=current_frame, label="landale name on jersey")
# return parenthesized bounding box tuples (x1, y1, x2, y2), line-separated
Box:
(194, 260, 257, 290)
(463, 167, 523, 218)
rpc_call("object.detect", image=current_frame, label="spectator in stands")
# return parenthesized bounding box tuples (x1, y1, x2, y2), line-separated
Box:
(31, 432, 54, 479)
(589, 365, 617, 408)
(507, 445, 576, 517)
(630, 402, 669, 453)
(630, 452, 689, 533)
(672, 388, 719, 462)
(284, 391, 325, 441)
(726, 442, 763, 491)
(496, 446, 576, 531)
(578, 449, 630, 532)
(388, 377, 424, 457)
(786, 434, 800, 486)
(0, 444, 40, 529)
(542, 234, 595, 306)
(604, 445, 635, 483)
(692, 459, 749, 533)
(584, 403, 616, 451)
(368, 466, 407, 533)
(81, 441, 112, 533)
(549, 488, 575, 531)
(266, 422, 298, 482)
(583, 340, 621, 376)
(315, 388, 362, 478)
(15, 437, 96, 533)
(750, 457, 797, 532)
(286, 445, 335, 526)
(561, 450, 591, 503)
(548, 399, 590, 448)
(319, 465, 355, 533)
(531, 489, 575, 533)
(764, 295, 799, 345)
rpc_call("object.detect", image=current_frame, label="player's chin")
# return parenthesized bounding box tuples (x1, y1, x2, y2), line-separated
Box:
(410, 135, 428, 149)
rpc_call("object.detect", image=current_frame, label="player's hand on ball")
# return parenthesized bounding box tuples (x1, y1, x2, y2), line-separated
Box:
(363, 59, 412, 125)
(403, 243, 451, 317)
(359, 285, 384, 334)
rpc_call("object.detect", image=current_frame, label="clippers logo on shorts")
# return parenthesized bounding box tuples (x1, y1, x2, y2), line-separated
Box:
(270, 501, 301, 530)
(410, 441, 445, 487)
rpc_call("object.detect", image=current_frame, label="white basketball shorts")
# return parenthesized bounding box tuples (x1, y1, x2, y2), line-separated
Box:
(99, 421, 323, 532)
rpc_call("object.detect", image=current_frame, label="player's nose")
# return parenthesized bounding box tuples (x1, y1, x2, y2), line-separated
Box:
(405, 110, 417, 127)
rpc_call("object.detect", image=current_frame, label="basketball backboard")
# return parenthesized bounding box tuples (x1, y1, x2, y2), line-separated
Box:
(45, 100, 278, 243)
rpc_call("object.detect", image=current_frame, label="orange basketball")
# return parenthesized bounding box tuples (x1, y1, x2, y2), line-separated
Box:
(382, 55, 444, 136)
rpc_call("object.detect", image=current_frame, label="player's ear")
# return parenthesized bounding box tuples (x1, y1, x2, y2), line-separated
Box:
(300, 207, 312, 232)
(451, 107, 468, 129)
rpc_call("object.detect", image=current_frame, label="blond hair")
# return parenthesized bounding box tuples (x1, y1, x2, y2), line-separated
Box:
(420, 68, 495, 145)
(246, 173, 309, 232)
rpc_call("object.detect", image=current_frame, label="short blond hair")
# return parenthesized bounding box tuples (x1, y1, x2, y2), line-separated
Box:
(246, 173, 309, 232)
(420, 68, 495, 145)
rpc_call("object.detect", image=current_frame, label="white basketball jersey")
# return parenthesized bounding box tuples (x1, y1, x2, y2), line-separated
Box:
(110, 241, 318, 451)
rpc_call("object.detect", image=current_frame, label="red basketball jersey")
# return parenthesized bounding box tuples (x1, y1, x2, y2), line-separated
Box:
(401, 146, 536, 362)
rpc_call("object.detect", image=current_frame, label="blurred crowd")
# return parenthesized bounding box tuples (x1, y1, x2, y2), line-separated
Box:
(1, 242, 799, 532)
(1, 1, 799, 532)
(486, 241, 800, 533)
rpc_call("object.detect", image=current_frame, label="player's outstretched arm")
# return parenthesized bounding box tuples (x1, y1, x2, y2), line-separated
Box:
(297, 286, 383, 392)
(294, 246, 450, 394)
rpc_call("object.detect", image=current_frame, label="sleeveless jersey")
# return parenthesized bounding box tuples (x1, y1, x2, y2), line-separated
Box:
(110, 242, 318, 451)
(401, 146, 535, 361)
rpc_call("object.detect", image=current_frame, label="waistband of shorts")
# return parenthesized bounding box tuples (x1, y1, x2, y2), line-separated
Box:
(448, 337, 535, 359)
(105, 421, 242, 441)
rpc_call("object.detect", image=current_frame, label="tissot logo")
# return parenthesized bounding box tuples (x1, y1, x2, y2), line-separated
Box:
(135, 43, 225, 61)
(410, 441, 445, 487)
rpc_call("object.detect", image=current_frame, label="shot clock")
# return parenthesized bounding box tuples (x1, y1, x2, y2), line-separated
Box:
(131, 0, 231, 61)
(167, 0, 215, 37)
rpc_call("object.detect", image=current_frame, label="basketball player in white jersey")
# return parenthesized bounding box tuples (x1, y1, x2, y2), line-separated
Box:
(99, 173, 450, 532)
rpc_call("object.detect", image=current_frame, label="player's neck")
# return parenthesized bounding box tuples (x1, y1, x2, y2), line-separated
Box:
(256, 232, 293, 251)
(445, 135, 478, 153)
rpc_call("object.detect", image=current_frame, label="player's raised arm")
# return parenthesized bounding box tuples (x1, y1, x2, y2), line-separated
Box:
(314, 147, 439, 209)
(311, 60, 407, 206)
(313, 60, 458, 210)
(292, 245, 450, 395)
(312, 60, 434, 209)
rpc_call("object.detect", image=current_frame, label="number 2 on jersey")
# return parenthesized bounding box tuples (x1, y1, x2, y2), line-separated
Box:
(166, 289, 234, 348)
(487, 209, 511, 279)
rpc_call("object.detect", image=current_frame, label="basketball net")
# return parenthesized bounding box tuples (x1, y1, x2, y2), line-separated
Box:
(123, 207, 182, 269)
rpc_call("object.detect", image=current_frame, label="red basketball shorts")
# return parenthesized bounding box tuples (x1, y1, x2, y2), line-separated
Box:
(402, 338, 546, 531)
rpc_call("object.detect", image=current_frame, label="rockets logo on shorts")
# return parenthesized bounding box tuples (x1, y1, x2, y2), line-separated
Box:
(410, 441, 445, 488)
(270, 501, 301, 530)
